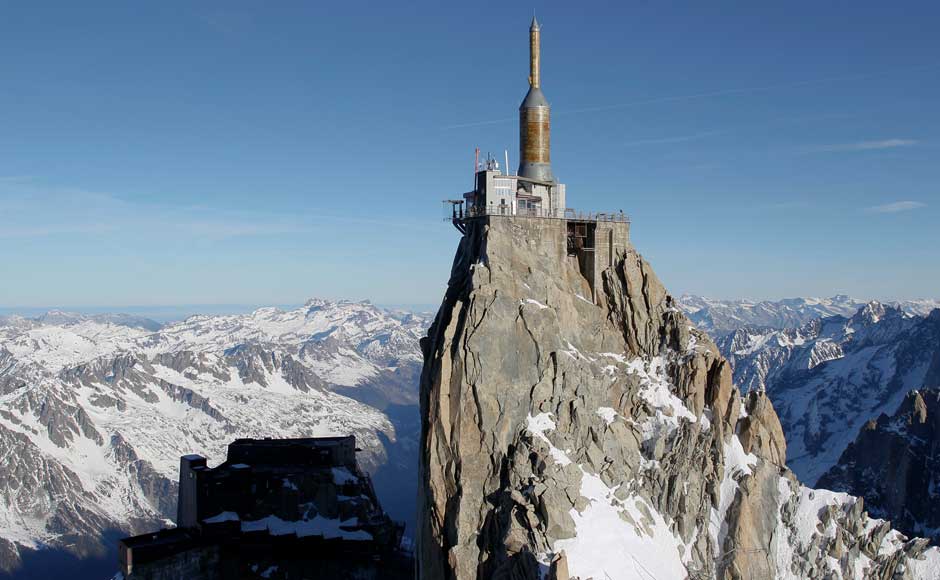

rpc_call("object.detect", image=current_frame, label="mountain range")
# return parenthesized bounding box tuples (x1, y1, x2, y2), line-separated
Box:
(677, 294, 940, 337)
(0, 299, 428, 577)
(682, 296, 940, 552)
(3, 292, 939, 578)
(713, 302, 940, 484)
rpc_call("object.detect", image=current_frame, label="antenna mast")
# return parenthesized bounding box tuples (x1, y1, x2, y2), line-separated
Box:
(474, 147, 480, 185)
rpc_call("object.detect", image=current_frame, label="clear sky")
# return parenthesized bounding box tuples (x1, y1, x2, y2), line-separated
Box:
(1, 1, 937, 309)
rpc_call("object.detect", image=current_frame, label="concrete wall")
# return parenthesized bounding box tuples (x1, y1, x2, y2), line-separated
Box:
(126, 544, 411, 580)
(127, 545, 221, 580)
(177, 456, 206, 528)
(593, 220, 632, 298)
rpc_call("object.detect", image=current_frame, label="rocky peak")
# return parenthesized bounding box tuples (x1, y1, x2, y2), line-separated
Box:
(304, 297, 374, 312)
(851, 301, 886, 326)
(738, 391, 787, 466)
(818, 388, 940, 545)
(418, 217, 940, 579)
(35, 310, 85, 326)
(849, 301, 906, 330)
(911, 390, 929, 424)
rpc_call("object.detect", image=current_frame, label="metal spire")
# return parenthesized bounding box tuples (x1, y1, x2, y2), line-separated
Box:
(518, 17, 552, 183)
(529, 15, 541, 88)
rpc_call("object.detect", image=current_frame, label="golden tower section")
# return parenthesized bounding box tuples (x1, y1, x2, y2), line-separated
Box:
(518, 17, 553, 182)
(520, 106, 550, 165)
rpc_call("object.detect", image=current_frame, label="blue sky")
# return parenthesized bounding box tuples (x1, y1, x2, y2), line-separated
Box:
(1, 1, 937, 309)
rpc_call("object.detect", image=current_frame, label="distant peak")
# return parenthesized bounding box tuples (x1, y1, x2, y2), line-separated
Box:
(37, 310, 86, 325)
(852, 301, 887, 325)
(303, 297, 331, 308)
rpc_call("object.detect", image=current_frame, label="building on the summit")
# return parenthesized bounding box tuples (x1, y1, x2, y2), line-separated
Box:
(445, 19, 630, 303)
(452, 17, 567, 222)
(117, 436, 410, 580)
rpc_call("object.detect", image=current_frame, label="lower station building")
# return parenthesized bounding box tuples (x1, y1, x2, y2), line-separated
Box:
(118, 436, 410, 580)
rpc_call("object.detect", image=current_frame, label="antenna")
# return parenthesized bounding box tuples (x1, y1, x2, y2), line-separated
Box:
(505, 150, 510, 177)
(474, 147, 480, 184)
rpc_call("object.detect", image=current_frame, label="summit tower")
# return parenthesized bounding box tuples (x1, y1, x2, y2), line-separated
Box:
(442, 19, 631, 302)
(518, 16, 553, 183)
(449, 19, 567, 222)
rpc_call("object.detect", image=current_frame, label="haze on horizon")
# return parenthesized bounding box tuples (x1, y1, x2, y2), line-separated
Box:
(1, 1, 938, 308)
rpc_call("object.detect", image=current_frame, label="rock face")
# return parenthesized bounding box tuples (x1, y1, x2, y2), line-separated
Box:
(417, 217, 940, 580)
(819, 388, 940, 544)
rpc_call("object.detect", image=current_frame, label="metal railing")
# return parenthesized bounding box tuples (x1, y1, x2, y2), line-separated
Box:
(451, 205, 630, 224)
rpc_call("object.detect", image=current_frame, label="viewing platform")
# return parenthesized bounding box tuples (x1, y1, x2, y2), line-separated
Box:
(444, 201, 629, 234)
(443, 208, 633, 304)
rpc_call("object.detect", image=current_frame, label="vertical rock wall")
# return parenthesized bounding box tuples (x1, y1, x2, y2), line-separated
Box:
(418, 217, 939, 580)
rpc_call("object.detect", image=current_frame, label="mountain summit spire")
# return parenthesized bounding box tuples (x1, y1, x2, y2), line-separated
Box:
(528, 16, 540, 88)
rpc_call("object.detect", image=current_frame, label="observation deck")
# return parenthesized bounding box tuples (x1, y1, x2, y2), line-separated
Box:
(444, 201, 629, 234)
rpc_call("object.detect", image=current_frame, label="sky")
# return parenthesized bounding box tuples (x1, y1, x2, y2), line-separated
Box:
(1, 1, 938, 310)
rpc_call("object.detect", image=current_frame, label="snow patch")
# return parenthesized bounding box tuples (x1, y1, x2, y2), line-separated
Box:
(204, 511, 240, 523)
(553, 467, 689, 580)
(526, 413, 572, 467)
(331, 467, 358, 485)
(596, 407, 617, 425)
(241, 514, 372, 541)
(624, 354, 698, 445)
(708, 436, 758, 555)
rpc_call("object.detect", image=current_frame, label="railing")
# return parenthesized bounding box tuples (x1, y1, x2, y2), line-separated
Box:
(453, 205, 630, 224)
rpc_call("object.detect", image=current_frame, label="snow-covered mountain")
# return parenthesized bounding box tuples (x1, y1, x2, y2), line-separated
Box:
(678, 294, 940, 337)
(0, 299, 429, 575)
(715, 302, 940, 486)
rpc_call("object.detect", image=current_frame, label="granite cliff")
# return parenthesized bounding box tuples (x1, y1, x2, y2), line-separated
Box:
(417, 217, 939, 580)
